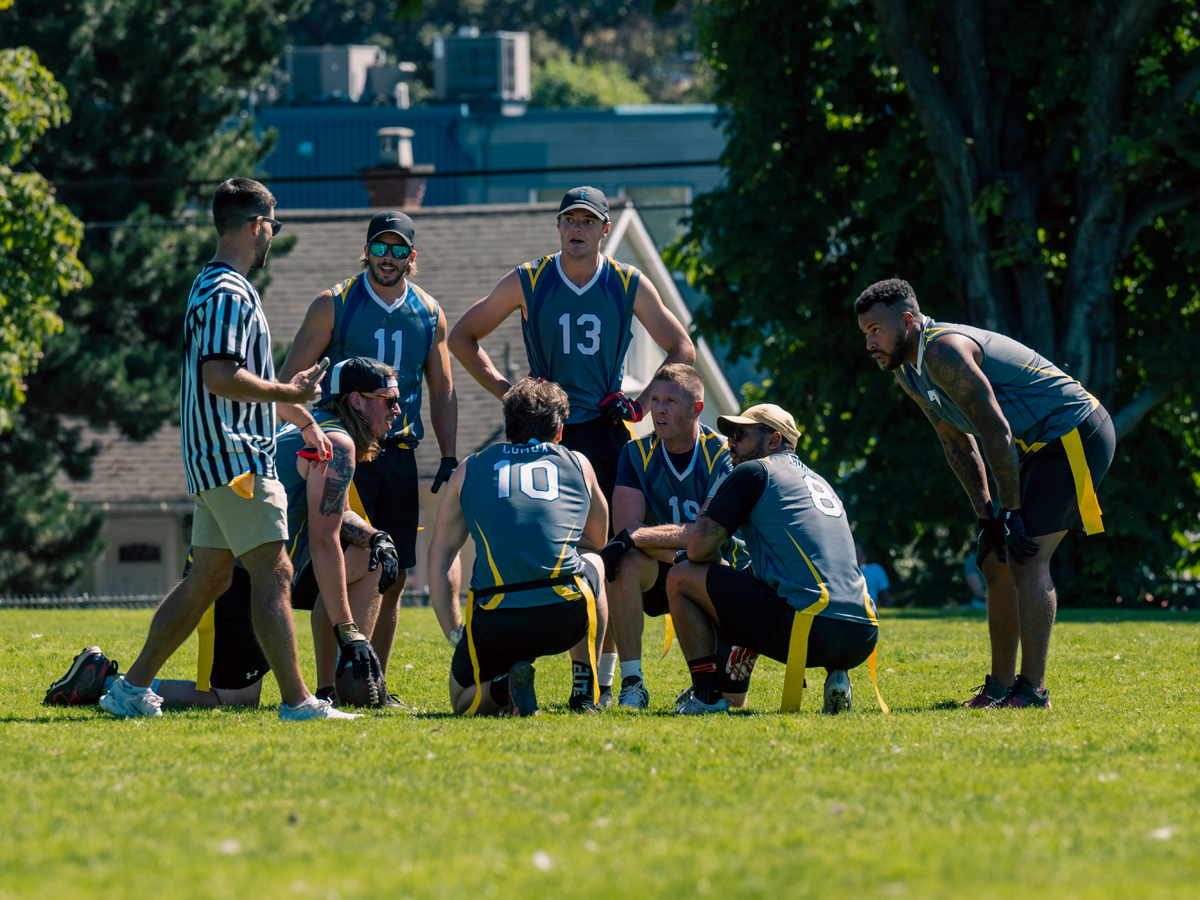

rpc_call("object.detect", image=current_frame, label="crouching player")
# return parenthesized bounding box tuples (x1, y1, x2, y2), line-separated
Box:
(667, 404, 886, 715)
(427, 378, 609, 716)
(598, 364, 749, 710)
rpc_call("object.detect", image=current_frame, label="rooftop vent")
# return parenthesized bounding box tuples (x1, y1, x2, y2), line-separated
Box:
(286, 45, 386, 104)
(433, 30, 530, 107)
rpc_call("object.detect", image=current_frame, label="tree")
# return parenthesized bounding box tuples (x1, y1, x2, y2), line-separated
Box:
(0, 47, 88, 432)
(0, 0, 304, 591)
(670, 0, 1200, 604)
(531, 51, 652, 108)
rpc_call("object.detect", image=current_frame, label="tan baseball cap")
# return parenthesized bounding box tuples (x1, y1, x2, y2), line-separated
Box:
(716, 403, 800, 447)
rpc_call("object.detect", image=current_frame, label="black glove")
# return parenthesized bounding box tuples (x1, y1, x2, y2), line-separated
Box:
(334, 623, 382, 683)
(599, 529, 637, 582)
(975, 516, 1007, 567)
(431, 456, 458, 493)
(1001, 508, 1039, 564)
(369, 531, 400, 593)
(599, 391, 644, 423)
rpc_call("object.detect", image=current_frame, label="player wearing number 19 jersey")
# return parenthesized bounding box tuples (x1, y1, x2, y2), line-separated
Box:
(277, 211, 458, 698)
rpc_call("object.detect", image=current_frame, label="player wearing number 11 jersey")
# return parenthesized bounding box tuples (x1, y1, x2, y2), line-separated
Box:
(278, 211, 459, 700)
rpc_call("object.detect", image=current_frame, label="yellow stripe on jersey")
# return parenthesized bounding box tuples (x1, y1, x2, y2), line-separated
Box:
(195, 602, 216, 693)
(636, 435, 658, 470)
(606, 257, 635, 295)
(524, 256, 553, 293)
(473, 521, 506, 608)
(348, 481, 370, 526)
(551, 522, 584, 601)
(332, 275, 358, 307)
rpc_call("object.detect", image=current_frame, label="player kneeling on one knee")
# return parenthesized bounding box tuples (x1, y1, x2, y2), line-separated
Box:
(284, 357, 403, 706)
(427, 378, 610, 717)
(666, 404, 881, 716)
(598, 363, 752, 710)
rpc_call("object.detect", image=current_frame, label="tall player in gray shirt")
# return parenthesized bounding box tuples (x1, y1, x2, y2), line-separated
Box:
(856, 279, 1115, 710)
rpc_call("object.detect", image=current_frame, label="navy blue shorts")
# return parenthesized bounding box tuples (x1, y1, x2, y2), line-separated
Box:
(706, 564, 877, 671)
(352, 442, 419, 568)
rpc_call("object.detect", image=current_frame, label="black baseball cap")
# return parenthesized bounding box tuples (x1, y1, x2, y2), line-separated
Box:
(316, 357, 397, 406)
(367, 211, 415, 247)
(558, 186, 609, 221)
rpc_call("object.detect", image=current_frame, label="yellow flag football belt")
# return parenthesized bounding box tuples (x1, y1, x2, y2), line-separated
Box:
(779, 610, 889, 715)
(463, 573, 599, 716)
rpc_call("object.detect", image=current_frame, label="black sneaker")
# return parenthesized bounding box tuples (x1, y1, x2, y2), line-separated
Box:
(999, 675, 1051, 709)
(315, 685, 336, 703)
(963, 674, 1010, 709)
(44, 647, 118, 706)
(378, 680, 413, 709)
(507, 661, 539, 717)
(568, 691, 599, 713)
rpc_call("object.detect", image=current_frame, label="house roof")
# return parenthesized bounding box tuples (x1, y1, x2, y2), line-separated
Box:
(62, 200, 738, 505)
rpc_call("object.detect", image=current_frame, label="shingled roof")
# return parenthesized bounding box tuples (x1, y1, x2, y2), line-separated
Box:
(63, 200, 713, 504)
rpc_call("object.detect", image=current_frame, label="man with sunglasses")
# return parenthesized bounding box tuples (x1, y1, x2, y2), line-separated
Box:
(449, 187, 694, 709)
(279, 211, 458, 704)
(666, 405, 881, 716)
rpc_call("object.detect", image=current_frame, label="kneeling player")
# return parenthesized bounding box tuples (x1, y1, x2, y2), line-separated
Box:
(667, 405, 883, 715)
(427, 378, 609, 716)
(599, 364, 748, 709)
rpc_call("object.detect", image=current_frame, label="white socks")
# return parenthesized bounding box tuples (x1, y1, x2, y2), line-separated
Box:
(620, 660, 643, 682)
(598, 653, 618, 688)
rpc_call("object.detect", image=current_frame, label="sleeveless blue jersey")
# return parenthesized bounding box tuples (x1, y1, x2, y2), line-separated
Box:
(896, 316, 1099, 460)
(319, 274, 441, 446)
(460, 440, 591, 609)
(276, 411, 352, 568)
(518, 254, 639, 424)
(616, 424, 748, 568)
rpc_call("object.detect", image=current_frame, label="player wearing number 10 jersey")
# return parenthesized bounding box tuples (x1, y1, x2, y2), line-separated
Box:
(278, 211, 458, 700)
(449, 187, 695, 522)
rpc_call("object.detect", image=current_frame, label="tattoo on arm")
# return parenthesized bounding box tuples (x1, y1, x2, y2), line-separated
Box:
(339, 511, 374, 548)
(318, 444, 354, 517)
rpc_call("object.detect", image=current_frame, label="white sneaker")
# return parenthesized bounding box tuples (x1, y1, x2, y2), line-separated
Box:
(822, 670, 852, 714)
(675, 694, 729, 715)
(279, 695, 362, 721)
(617, 676, 650, 709)
(98, 676, 163, 718)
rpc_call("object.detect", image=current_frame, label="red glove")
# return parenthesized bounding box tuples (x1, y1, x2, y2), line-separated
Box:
(599, 391, 644, 423)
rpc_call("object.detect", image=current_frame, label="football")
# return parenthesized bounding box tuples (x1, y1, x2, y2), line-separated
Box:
(334, 659, 384, 708)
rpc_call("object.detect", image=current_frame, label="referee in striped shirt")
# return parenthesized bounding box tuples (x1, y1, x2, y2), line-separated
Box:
(100, 178, 357, 721)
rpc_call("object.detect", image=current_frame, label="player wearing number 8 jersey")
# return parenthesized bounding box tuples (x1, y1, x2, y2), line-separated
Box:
(667, 404, 883, 716)
(449, 187, 695, 523)
(278, 212, 458, 702)
(427, 378, 610, 716)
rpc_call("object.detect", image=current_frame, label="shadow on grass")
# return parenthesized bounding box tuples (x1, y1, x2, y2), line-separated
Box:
(881, 607, 1199, 624)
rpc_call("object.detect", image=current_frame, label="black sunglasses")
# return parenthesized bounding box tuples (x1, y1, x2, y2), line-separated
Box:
(731, 425, 769, 442)
(246, 216, 283, 236)
(368, 242, 412, 260)
(361, 392, 401, 408)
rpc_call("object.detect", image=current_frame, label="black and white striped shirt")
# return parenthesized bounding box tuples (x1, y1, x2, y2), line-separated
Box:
(180, 263, 277, 493)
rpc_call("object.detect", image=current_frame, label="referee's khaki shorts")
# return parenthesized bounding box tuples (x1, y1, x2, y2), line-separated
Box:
(192, 475, 289, 559)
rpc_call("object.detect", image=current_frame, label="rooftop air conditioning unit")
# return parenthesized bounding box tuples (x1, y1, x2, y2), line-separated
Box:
(433, 29, 530, 104)
(286, 45, 386, 104)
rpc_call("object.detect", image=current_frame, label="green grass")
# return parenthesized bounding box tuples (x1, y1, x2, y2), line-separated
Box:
(2, 607, 1198, 900)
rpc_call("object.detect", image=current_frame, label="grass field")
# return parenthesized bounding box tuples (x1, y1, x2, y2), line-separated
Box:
(1, 607, 1198, 900)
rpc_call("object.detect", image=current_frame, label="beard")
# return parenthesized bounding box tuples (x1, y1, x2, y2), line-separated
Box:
(251, 238, 271, 269)
(730, 435, 771, 466)
(881, 330, 911, 370)
(369, 259, 407, 288)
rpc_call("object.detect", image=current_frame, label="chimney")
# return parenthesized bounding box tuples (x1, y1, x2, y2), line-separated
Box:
(360, 127, 435, 208)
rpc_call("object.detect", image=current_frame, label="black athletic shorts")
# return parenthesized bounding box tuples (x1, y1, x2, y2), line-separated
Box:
(706, 564, 878, 671)
(352, 441, 419, 568)
(986, 406, 1116, 539)
(450, 560, 601, 687)
(642, 561, 672, 617)
(196, 567, 271, 692)
(560, 415, 633, 518)
(290, 559, 320, 612)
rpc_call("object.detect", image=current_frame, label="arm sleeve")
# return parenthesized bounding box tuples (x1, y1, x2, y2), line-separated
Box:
(701, 463, 768, 535)
(196, 291, 252, 365)
(614, 444, 640, 490)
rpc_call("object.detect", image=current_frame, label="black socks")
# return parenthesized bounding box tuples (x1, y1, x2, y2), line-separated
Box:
(688, 655, 722, 705)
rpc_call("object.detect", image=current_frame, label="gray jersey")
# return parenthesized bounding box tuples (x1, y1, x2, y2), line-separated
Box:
(460, 440, 591, 609)
(704, 454, 876, 625)
(896, 316, 1098, 459)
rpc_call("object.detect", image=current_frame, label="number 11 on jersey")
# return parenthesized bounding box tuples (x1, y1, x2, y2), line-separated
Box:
(374, 328, 403, 368)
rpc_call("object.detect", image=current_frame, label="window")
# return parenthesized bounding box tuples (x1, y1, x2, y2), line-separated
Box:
(119, 544, 162, 563)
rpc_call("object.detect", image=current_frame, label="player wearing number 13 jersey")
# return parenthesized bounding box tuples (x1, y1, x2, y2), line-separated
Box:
(278, 211, 459, 699)
(449, 187, 695, 524)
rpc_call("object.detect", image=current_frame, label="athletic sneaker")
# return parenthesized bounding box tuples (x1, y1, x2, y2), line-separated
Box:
(315, 686, 336, 703)
(279, 695, 362, 720)
(822, 670, 852, 714)
(597, 685, 614, 708)
(617, 675, 650, 709)
(999, 675, 1051, 709)
(568, 692, 599, 713)
(98, 676, 163, 718)
(675, 694, 729, 716)
(507, 660, 539, 717)
(44, 646, 118, 706)
(674, 685, 694, 710)
(963, 674, 1010, 709)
